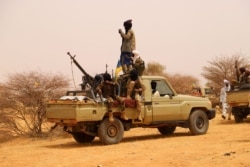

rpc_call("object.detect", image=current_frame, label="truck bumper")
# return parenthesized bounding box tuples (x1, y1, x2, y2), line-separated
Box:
(207, 109, 216, 120)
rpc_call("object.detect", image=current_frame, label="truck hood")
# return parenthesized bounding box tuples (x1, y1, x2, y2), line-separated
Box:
(176, 94, 213, 109)
(177, 94, 210, 101)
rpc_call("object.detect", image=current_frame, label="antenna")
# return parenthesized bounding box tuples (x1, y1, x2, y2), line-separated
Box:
(106, 64, 108, 73)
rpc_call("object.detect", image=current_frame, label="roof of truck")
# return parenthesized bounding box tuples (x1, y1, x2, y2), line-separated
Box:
(141, 75, 166, 79)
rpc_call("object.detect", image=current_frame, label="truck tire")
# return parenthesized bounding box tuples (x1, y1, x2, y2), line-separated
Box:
(234, 112, 243, 123)
(158, 126, 176, 135)
(188, 110, 209, 135)
(72, 132, 95, 143)
(98, 117, 124, 145)
(232, 107, 244, 123)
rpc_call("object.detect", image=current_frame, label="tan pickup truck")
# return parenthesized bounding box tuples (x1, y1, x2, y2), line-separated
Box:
(227, 83, 250, 123)
(46, 75, 215, 145)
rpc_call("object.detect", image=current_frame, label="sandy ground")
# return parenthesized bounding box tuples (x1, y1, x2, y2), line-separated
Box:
(1, 111, 250, 167)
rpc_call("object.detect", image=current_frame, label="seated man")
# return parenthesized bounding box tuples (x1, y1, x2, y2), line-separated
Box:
(151, 81, 160, 97)
(96, 73, 128, 121)
(239, 67, 250, 83)
(126, 69, 145, 121)
(131, 50, 145, 77)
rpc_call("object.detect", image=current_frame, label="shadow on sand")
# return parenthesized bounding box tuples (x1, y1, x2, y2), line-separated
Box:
(217, 116, 250, 125)
(43, 131, 191, 149)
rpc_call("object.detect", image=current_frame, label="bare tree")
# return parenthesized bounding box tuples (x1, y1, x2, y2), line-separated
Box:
(201, 52, 250, 92)
(0, 71, 70, 137)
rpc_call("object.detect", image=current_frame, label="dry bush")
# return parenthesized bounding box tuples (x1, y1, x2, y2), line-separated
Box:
(144, 62, 166, 75)
(0, 71, 70, 139)
(167, 74, 199, 94)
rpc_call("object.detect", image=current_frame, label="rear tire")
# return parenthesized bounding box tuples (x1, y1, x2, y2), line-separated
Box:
(98, 118, 124, 145)
(189, 110, 209, 135)
(158, 126, 176, 135)
(72, 132, 95, 143)
(232, 107, 244, 123)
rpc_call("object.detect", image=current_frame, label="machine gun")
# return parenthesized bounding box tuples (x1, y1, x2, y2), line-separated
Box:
(67, 52, 94, 90)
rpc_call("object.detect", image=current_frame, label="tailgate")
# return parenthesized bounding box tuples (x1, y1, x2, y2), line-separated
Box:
(46, 102, 77, 119)
(227, 90, 250, 106)
(46, 99, 106, 123)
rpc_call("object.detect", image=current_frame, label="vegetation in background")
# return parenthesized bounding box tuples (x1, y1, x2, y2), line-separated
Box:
(202, 52, 250, 93)
(144, 62, 199, 94)
(0, 71, 69, 140)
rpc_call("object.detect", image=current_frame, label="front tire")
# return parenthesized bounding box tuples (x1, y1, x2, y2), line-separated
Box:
(189, 110, 209, 135)
(98, 118, 124, 145)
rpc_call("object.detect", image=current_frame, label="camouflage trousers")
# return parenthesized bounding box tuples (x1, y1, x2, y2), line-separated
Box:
(106, 96, 125, 112)
(134, 93, 142, 112)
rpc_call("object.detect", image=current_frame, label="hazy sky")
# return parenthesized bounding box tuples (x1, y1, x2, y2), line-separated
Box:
(1, 0, 250, 88)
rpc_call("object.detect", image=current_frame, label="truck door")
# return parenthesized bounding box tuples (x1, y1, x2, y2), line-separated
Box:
(151, 80, 181, 121)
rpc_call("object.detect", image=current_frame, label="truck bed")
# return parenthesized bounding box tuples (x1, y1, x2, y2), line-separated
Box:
(46, 97, 107, 123)
(227, 90, 250, 107)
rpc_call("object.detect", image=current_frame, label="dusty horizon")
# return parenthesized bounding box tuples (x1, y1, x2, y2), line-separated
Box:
(1, 0, 250, 87)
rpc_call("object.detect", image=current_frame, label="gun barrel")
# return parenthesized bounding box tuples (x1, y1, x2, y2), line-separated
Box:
(67, 52, 94, 86)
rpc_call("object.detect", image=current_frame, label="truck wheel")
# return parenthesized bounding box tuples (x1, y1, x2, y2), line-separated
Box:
(72, 132, 95, 143)
(98, 118, 124, 145)
(158, 126, 176, 135)
(234, 113, 243, 123)
(189, 110, 209, 135)
(232, 108, 244, 123)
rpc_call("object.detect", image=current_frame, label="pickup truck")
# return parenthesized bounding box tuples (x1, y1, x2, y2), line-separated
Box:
(227, 83, 250, 123)
(46, 75, 215, 145)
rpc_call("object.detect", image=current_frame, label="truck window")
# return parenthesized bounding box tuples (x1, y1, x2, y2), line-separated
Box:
(204, 88, 212, 94)
(152, 80, 174, 96)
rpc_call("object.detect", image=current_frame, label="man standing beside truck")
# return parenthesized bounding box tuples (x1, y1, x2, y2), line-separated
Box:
(220, 79, 231, 120)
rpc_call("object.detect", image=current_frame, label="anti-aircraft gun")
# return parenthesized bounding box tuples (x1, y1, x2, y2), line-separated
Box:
(67, 52, 109, 101)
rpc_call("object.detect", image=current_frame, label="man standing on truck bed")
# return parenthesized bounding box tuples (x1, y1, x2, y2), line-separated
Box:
(118, 19, 136, 74)
(96, 73, 128, 121)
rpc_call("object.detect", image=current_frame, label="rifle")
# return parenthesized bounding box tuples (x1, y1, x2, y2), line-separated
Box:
(67, 52, 94, 89)
(235, 60, 239, 82)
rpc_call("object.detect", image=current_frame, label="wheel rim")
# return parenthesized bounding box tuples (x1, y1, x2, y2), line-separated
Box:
(196, 117, 204, 129)
(107, 125, 118, 137)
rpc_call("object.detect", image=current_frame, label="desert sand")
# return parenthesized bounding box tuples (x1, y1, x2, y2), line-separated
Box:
(1, 111, 250, 167)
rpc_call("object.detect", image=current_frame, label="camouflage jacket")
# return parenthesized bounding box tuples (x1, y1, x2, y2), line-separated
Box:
(131, 79, 146, 98)
(96, 81, 118, 99)
(120, 29, 136, 52)
(133, 57, 145, 76)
